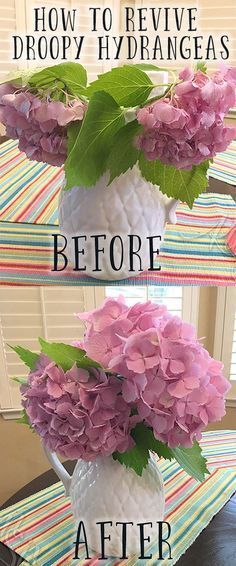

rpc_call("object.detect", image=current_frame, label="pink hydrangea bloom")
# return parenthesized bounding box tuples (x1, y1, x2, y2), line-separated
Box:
(136, 65, 236, 169)
(0, 85, 86, 167)
(21, 297, 230, 459)
(79, 297, 230, 449)
(21, 354, 135, 460)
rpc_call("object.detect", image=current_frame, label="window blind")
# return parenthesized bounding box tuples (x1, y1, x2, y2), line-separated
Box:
(25, 0, 115, 80)
(136, 0, 235, 73)
(0, 0, 22, 81)
(199, 0, 236, 71)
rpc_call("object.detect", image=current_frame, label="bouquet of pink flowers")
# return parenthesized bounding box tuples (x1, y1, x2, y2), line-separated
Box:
(0, 62, 235, 206)
(14, 297, 230, 480)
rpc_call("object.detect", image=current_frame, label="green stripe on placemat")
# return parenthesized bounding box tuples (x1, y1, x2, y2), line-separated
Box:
(0, 431, 236, 565)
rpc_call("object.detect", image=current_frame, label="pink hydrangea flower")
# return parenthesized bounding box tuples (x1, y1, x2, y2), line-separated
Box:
(79, 297, 230, 449)
(0, 85, 86, 167)
(136, 65, 236, 169)
(111, 329, 160, 375)
(78, 296, 128, 332)
(21, 354, 135, 460)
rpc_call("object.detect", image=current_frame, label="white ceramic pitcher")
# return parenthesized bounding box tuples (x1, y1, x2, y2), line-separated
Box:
(59, 71, 179, 281)
(44, 446, 165, 558)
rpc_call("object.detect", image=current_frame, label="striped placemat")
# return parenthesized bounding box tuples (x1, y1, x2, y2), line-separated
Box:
(208, 140, 236, 186)
(0, 192, 235, 286)
(0, 140, 61, 225)
(0, 431, 235, 566)
(0, 140, 235, 286)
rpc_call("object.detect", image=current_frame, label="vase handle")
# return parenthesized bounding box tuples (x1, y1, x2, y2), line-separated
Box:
(166, 198, 179, 225)
(42, 443, 72, 497)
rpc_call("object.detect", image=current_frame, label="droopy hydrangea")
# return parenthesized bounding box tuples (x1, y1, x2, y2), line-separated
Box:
(78, 297, 230, 449)
(136, 65, 236, 169)
(0, 86, 86, 166)
(21, 354, 136, 460)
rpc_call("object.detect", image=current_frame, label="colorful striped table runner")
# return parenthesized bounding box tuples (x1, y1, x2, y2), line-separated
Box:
(0, 431, 236, 566)
(0, 140, 235, 285)
(208, 140, 236, 186)
(0, 140, 61, 225)
(0, 192, 235, 286)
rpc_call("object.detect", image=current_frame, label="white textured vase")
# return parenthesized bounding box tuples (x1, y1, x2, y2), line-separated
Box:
(59, 165, 178, 281)
(44, 448, 165, 558)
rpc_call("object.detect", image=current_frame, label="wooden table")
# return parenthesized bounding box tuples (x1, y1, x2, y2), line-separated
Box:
(1, 462, 235, 566)
(207, 176, 235, 200)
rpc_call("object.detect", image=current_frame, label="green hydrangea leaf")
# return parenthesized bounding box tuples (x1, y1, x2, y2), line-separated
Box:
(196, 61, 208, 74)
(65, 91, 125, 189)
(113, 423, 172, 477)
(17, 409, 31, 426)
(139, 154, 210, 208)
(86, 65, 154, 107)
(114, 423, 209, 481)
(10, 345, 39, 370)
(107, 120, 142, 183)
(133, 63, 171, 73)
(12, 376, 28, 385)
(171, 442, 210, 483)
(28, 62, 87, 97)
(133, 424, 173, 461)
(136, 423, 210, 482)
(113, 444, 149, 477)
(67, 122, 82, 156)
(38, 338, 101, 372)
